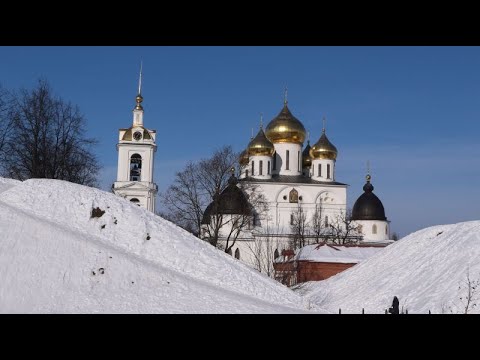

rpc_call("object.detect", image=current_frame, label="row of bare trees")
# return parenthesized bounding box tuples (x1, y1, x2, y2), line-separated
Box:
(0, 80, 99, 186)
(290, 203, 362, 249)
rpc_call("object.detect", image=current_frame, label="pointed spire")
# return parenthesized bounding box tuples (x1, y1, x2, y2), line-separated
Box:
(134, 61, 144, 111)
(138, 61, 143, 96)
(307, 131, 310, 144)
(260, 112, 263, 130)
(251, 127, 254, 140)
(322, 116, 326, 133)
(366, 160, 371, 182)
(284, 86, 288, 105)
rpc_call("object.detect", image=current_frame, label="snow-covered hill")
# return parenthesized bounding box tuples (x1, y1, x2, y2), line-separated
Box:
(0, 178, 314, 313)
(298, 221, 480, 314)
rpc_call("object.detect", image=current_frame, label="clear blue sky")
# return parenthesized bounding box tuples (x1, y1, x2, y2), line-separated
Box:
(1, 46, 479, 238)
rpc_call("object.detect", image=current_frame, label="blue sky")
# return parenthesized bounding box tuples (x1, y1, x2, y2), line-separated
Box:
(1, 46, 479, 237)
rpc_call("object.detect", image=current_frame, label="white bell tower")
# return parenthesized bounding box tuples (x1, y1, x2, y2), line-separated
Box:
(112, 63, 158, 212)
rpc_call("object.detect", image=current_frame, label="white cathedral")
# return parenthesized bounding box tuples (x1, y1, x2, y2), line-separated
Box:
(201, 95, 392, 268)
(112, 69, 158, 212)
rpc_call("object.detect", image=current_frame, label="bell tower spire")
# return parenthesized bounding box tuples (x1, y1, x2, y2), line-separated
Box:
(133, 61, 144, 126)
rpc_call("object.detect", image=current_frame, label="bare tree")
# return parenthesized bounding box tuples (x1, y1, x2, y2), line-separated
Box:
(290, 203, 308, 249)
(161, 145, 265, 253)
(329, 209, 362, 245)
(246, 222, 281, 278)
(1, 79, 99, 186)
(201, 178, 268, 253)
(0, 86, 14, 157)
(160, 162, 205, 236)
(458, 268, 479, 314)
(311, 202, 326, 243)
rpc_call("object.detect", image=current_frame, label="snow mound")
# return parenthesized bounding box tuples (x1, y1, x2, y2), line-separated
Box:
(299, 221, 480, 314)
(0, 178, 313, 313)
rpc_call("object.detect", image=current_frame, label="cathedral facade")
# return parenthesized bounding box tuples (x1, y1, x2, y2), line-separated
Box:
(202, 97, 392, 270)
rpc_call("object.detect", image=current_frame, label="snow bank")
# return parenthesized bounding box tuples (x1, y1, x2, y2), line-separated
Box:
(299, 221, 480, 314)
(296, 244, 385, 264)
(0, 178, 314, 313)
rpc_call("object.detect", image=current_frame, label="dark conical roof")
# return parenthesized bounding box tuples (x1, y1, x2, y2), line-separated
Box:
(201, 174, 251, 224)
(351, 175, 387, 221)
(302, 141, 312, 168)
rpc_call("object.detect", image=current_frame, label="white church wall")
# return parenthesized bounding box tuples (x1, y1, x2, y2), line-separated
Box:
(272, 143, 302, 176)
(356, 220, 390, 242)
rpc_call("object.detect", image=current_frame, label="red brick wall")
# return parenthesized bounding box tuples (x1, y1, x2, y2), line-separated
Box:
(297, 261, 356, 282)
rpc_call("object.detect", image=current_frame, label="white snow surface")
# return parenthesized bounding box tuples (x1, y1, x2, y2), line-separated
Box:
(298, 221, 480, 314)
(0, 178, 316, 313)
(296, 244, 385, 264)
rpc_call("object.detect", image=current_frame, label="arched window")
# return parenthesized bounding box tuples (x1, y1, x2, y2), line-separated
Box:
(130, 154, 142, 181)
(259, 160, 263, 175)
(227, 248, 232, 255)
(385, 225, 388, 235)
(327, 164, 331, 179)
(318, 164, 322, 177)
(251, 161, 255, 176)
(245, 169, 249, 177)
(274, 249, 279, 259)
(235, 248, 240, 259)
(290, 213, 294, 225)
(273, 152, 277, 170)
(289, 188, 298, 203)
(372, 224, 377, 234)
(268, 161, 271, 175)
(325, 215, 329, 226)
(130, 198, 140, 206)
(286, 150, 290, 170)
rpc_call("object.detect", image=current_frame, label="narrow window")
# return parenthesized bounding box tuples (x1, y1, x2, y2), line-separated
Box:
(372, 224, 377, 234)
(298, 151, 301, 171)
(268, 161, 271, 175)
(130, 154, 142, 181)
(274, 249, 279, 259)
(273, 152, 277, 170)
(290, 213, 294, 225)
(325, 215, 329, 226)
(286, 150, 290, 170)
(327, 164, 331, 179)
(227, 248, 232, 255)
(251, 161, 255, 176)
(385, 225, 388, 235)
(318, 164, 322, 177)
(259, 160, 263, 175)
(245, 169, 249, 177)
(235, 248, 240, 260)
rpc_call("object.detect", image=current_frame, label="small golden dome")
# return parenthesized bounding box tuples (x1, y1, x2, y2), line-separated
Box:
(265, 104, 306, 145)
(239, 149, 249, 166)
(302, 141, 312, 168)
(310, 130, 338, 160)
(248, 128, 275, 156)
(122, 126, 152, 141)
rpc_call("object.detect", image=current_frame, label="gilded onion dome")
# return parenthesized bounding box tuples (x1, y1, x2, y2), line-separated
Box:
(248, 127, 275, 156)
(310, 129, 338, 160)
(239, 149, 249, 166)
(302, 141, 312, 168)
(265, 103, 306, 145)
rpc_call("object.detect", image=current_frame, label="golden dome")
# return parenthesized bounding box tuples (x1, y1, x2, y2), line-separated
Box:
(239, 149, 249, 166)
(122, 126, 152, 141)
(310, 130, 338, 160)
(248, 128, 275, 156)
(265, 103, 306, 144)
(302, 141, 312, 168)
